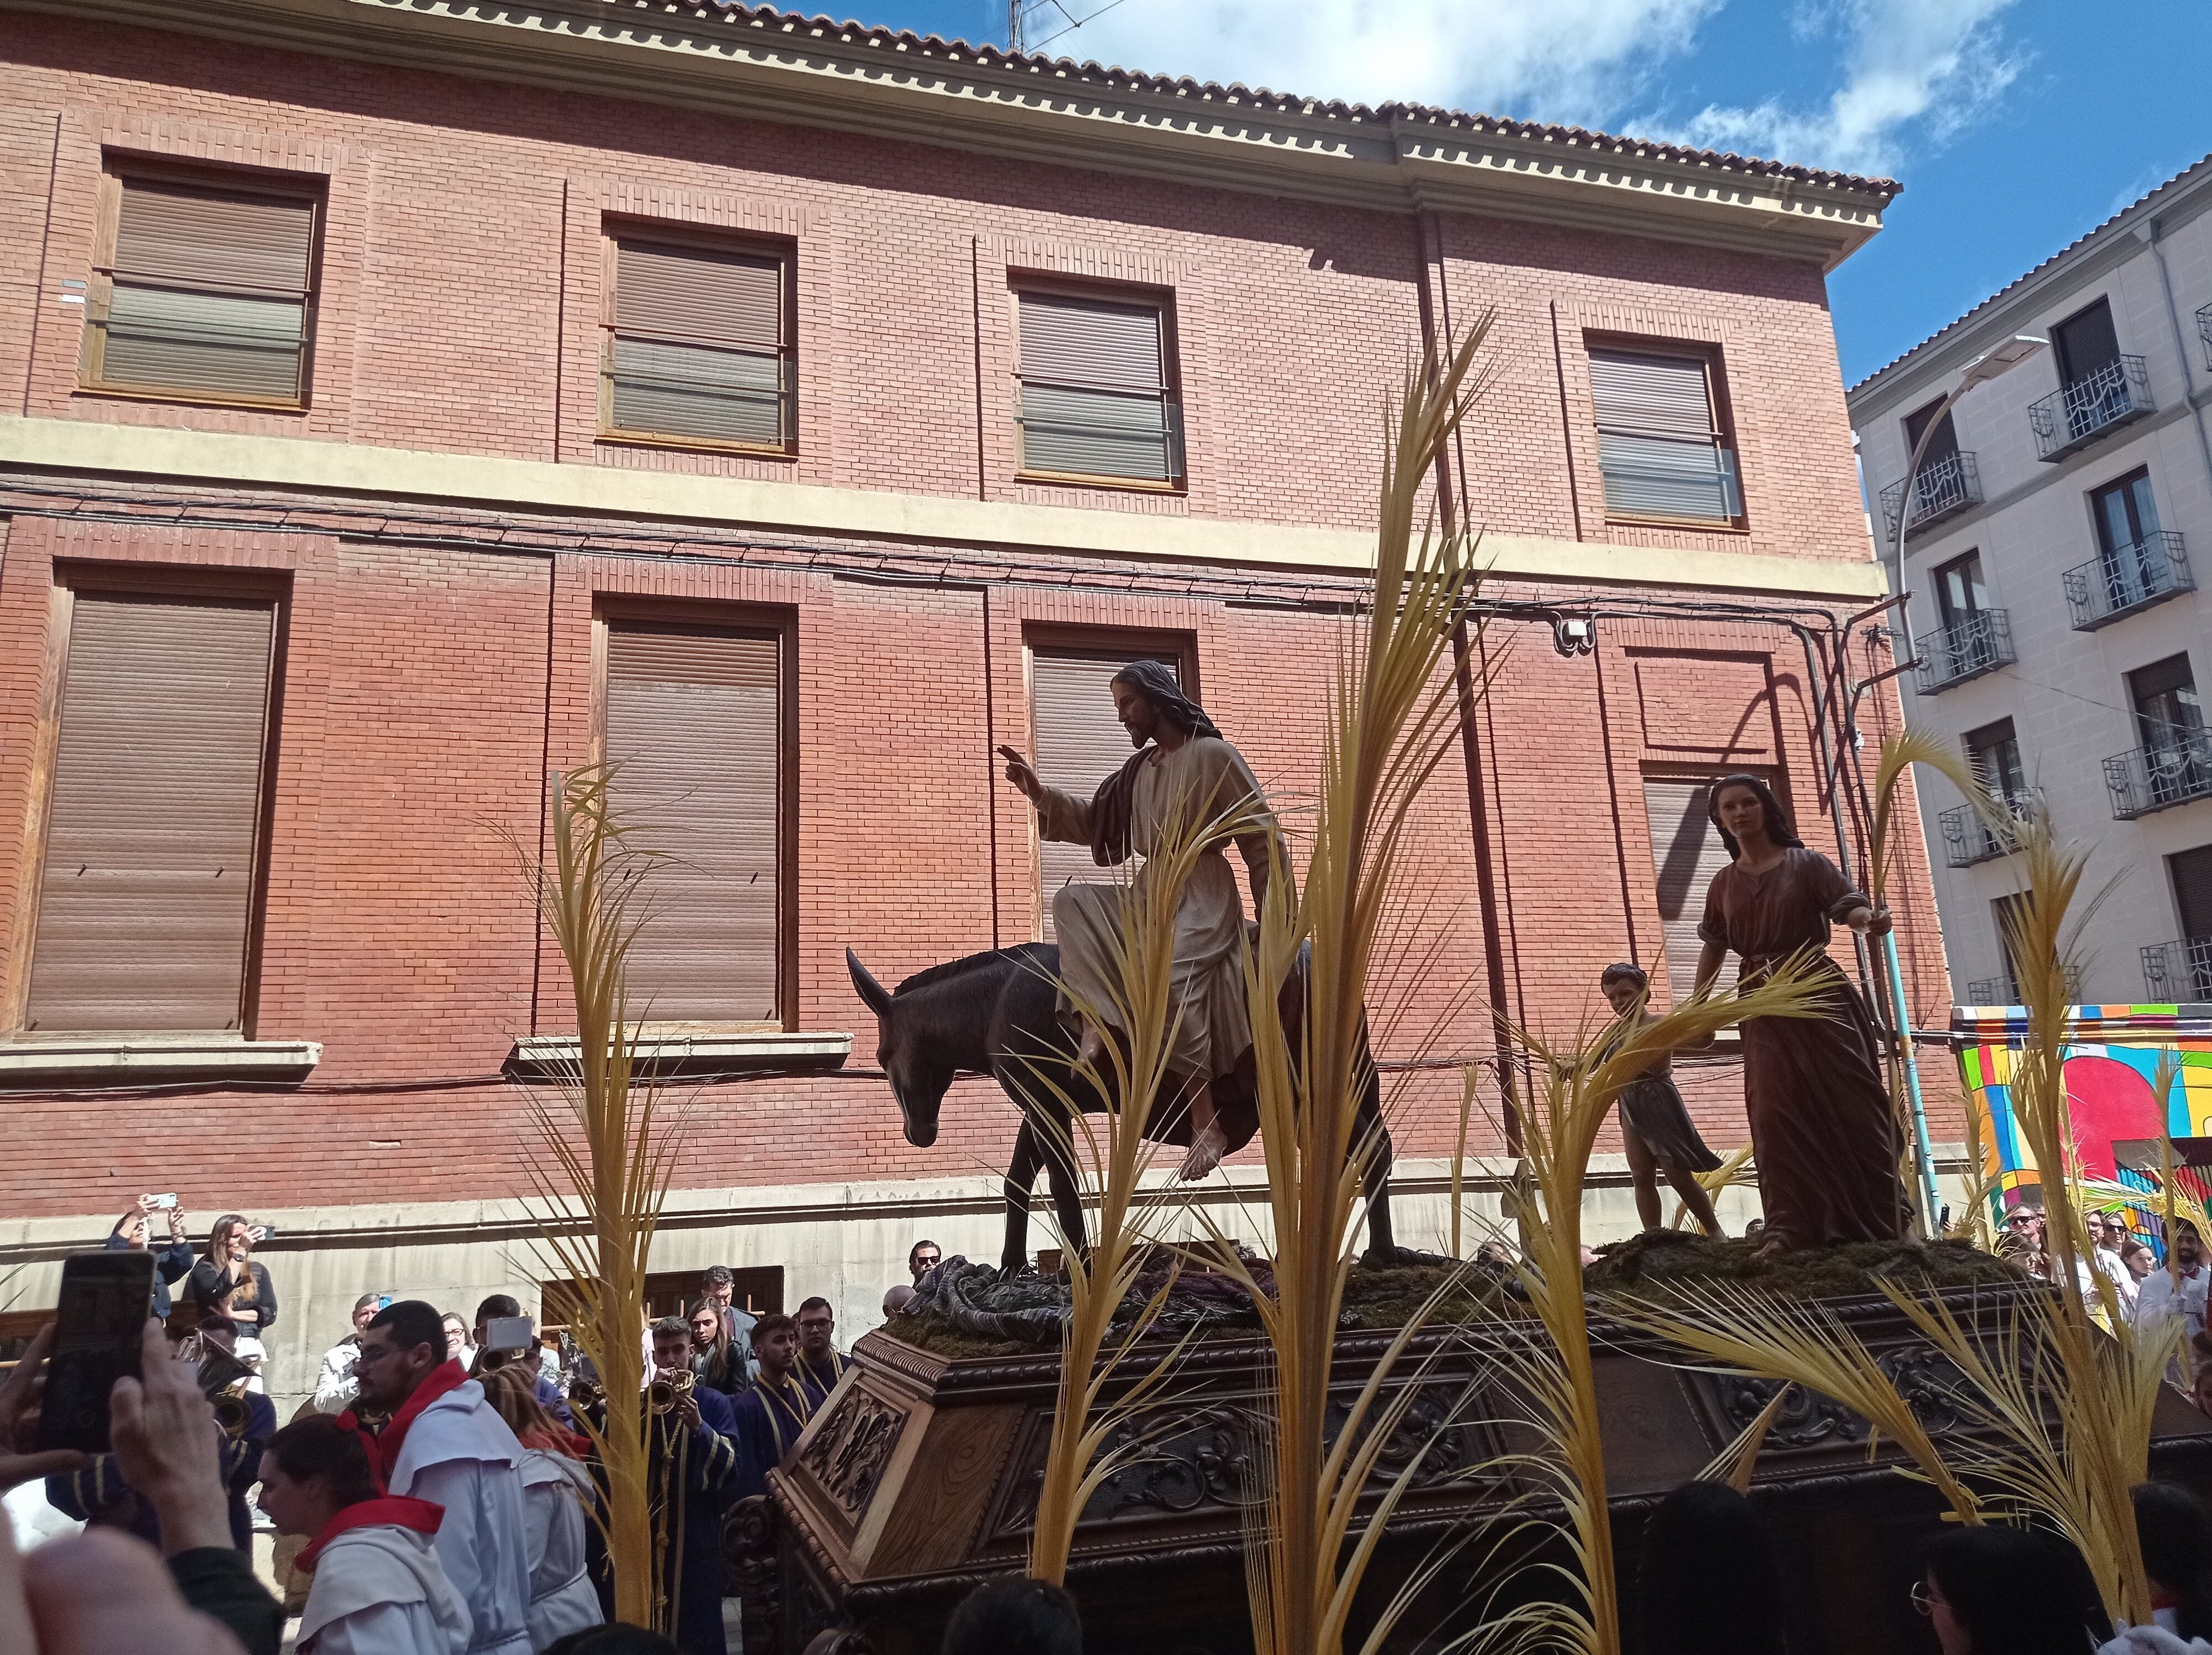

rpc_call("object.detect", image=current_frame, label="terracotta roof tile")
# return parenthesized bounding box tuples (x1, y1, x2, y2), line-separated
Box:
(664, 1, 1902, 198)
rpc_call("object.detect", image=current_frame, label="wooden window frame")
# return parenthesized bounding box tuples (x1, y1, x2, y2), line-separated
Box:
(5, 565, 289, 1039)
(597, 221, 799, 460)
(79, 158, 325, 413)
(1011, 278, 1187, 494)
(588, 597, 798, 1032)
(1021, 626, 1198, 941)
(1586, 335, 1746, 532)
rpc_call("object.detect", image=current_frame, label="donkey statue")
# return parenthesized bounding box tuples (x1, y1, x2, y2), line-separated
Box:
(846, 942, 1399, 1276)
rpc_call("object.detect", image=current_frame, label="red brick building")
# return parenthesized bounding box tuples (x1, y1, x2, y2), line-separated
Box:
(0, 0, 1948, 1402)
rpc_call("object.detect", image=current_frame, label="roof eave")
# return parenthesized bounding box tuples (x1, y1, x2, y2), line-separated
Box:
(0, 0, 1890, 267)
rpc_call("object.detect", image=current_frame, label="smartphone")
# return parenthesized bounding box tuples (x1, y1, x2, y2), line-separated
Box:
(38, 1251, 157, 1454)
(485, 1315, 534, 1352)
(250, 1223, 276, 1243)
(147, 1194, 178, 1210)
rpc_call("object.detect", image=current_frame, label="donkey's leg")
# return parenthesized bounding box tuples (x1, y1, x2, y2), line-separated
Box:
(1000, 1116, 1042, 1276)
(1355, 1066, 1400, 1264)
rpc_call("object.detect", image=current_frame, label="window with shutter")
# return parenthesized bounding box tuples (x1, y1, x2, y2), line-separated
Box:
(1587, 346, 1743, 525)
(85, 174, 319, 405)
(2169, 845, 2212, 945)
(603, 623, 782, 1024)
(1641, 777, 1743, 1009)
(1029, 646, 1182, 939)
(604, 236, 794, 451)
(1016, 290, 1183, 486)
(23, 593, 277, 1033)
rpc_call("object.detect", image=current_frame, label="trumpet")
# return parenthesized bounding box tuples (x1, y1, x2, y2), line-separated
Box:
(212, 1378, 253, 1441)
(647, 1367, 696, 1416)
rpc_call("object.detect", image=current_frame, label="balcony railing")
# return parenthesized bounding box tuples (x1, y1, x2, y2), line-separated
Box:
(2104, 730, 2212, 819)
(1879, 451, 1983, 540)
(1915, 610, 2015, 694)
(2142, 936, 2212, 1003)
(2198, 302, 2211, 373)
(1964, 975, 2015, 1006)
(1938, 791, 2039, 867)
(2064, 530, 2193, 629)
(2030, 355, 2154, 461)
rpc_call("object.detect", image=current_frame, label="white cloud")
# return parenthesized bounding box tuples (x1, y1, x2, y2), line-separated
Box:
(1666, 0, 2026, 175)
(1030, 0, 1720, 125)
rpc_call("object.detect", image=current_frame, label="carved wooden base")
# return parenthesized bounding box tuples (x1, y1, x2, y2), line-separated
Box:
(731, 1286, 2212, 1655)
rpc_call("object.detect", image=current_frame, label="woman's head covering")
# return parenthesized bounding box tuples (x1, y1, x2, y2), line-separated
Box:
(1111, 659, 1220, 741)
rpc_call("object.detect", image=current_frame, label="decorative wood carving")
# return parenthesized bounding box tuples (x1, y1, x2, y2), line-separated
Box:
(801, 1388, 909, 1523)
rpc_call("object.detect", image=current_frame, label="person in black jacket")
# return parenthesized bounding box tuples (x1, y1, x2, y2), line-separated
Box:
(185, 1214, 277, 1342)
(106, 1196, 196, 1320)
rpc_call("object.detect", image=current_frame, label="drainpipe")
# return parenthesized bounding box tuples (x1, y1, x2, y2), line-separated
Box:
(2141, 217, 2212, 499)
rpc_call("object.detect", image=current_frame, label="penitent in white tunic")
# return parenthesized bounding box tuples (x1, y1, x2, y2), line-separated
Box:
(517, 1448, 603, 1649)
(387, 1383, 535, 1655)
(1034, 735, 1276, 1084)
(296, 1524, 472, 1655)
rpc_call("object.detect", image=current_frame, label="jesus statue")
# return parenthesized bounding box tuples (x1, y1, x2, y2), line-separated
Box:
(997, 660, 1279, 1180)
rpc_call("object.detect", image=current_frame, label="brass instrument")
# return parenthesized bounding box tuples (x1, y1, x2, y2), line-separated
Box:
(647, 1367, 695, 1416)
(212, 1378, 252, 1441)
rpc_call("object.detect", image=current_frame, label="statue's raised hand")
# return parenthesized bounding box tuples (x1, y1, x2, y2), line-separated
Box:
(997, 745, 1043, 802)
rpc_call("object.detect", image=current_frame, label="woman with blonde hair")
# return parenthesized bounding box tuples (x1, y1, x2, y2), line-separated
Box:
(187, 1213, 277, 1342)
(480, 1364, 602, 1649)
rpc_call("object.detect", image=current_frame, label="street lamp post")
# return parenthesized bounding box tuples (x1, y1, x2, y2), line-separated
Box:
(1884, 333, 2046, 1236)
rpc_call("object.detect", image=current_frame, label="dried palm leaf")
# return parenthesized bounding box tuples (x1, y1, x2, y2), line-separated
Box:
(1669, 1143, 1755, 1232)
(503, 766, 680, 1631)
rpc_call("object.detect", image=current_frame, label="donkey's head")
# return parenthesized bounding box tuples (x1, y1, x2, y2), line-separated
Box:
(847, 948, 957, 1148)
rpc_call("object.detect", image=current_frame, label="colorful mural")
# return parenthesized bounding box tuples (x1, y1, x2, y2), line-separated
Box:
(1954, 1005, 2212, 1238)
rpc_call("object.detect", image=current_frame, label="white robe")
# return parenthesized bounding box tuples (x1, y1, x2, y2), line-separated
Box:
(298, 1523, 472, 1655)
(517, 1449, 602, 1651)
(1036, 735, 1276, 1083)
(388, 1381, 535, 1655)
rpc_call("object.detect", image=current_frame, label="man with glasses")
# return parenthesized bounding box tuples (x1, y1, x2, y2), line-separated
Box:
(793, 1298, 850, 1411)
(2140, 1220, 2210, 1342)
(907, 1240, 942, 1284)
(346, 1299, 533, 1655)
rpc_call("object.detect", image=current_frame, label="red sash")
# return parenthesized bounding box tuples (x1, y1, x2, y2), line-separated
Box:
(340, 1359, 471, 1486)
(296, 1495, 445, 1571)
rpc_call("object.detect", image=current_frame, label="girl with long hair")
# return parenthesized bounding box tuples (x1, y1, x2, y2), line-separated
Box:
(687, 1298, 747, 1397)
(1638, 1480, 1790, 1654)
(1692, 774, 1908, 1255)
(480, 1364, 603, 1647)
(256, 1414, 472, 1654)
(187, 1213, 278, 1341)
(1913, 1526, 2110, 1654)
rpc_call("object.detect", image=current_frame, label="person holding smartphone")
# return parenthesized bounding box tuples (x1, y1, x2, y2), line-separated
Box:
(106, 1196, 195, 1320)
(186, 1215, 278, 1346)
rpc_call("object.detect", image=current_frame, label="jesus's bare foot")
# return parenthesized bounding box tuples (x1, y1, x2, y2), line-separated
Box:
(1752, 1234, 1792, 1261)
(1178, 1121, 1228, 1181)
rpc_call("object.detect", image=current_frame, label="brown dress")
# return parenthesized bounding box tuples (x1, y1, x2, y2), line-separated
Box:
(1698, 847, 1908, 1248)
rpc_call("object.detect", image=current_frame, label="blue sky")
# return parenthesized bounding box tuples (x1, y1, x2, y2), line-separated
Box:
(853, 0, 2210, 386)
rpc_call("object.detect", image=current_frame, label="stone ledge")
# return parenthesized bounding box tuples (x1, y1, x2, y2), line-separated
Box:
(507, 1029, 853, 1078)
(0, 1035, 322, 1082)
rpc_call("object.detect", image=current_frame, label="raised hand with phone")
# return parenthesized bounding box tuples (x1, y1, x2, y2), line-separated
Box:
(105, 1195, 196, 1320)
(185, 1214, 278, 1345)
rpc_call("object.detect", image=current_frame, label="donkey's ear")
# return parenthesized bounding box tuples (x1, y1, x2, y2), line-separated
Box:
(847, 948, 893, 1017)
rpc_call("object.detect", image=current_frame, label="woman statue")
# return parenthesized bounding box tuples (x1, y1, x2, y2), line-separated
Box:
(1692, 773, 1907, 1255)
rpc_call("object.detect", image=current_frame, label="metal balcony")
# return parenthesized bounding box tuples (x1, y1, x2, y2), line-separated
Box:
(2030, 355, 2154, 460)
(1879, 451, 1983, 540)
(2142, 936, 2212, 1003)
(1914, 610, 2014, 694)
(2064, 531, 2193, 629)
(1964, 976, 2015, 1006)
(2198, 302, 2211, 373)
(1938, 792, 2039, 867)
(2104, 731, 2212, 819)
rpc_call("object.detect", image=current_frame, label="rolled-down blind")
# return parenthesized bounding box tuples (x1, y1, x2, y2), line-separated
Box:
(1030, 648, 1177, 939)
(609, 240, 789, 446)
(1641, 778, 1740, 1009)
(1018, 292, 1179, 481)
(604, 625, 780, 1023)
(1588, 348, 1738, 522)
(27, 594, 276, 1033)
(100, 178, 315, 401)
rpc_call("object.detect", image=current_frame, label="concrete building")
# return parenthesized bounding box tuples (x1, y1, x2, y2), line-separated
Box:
(1849, 157, 2212, 1010)
(0, 0, 1941, 1409)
